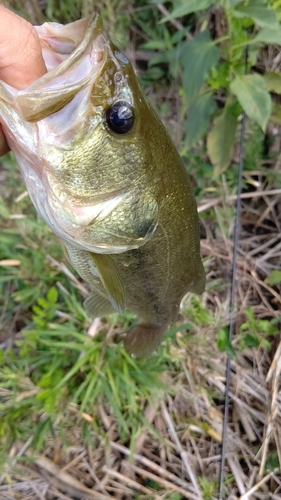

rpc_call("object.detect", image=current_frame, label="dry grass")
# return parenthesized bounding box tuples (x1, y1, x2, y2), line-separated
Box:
(1, 2, 281, 499)
(1, 153, 280, 499)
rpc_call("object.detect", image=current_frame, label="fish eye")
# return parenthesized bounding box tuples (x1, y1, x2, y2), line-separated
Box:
(106, 101, 134, 134)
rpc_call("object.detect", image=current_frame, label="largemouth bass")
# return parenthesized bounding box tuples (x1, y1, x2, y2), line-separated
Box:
(0, 13, 205, 356)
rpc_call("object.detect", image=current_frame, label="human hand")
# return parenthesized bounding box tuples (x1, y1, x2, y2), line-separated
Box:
(0, 6, 46, 156)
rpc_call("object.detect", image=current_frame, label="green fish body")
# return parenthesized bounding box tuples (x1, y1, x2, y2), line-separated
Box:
(0, 14, 205, 356)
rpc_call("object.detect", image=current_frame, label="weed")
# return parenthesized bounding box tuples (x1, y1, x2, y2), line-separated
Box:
(239, 308, 279, 350)
(0, 1, 280, 498)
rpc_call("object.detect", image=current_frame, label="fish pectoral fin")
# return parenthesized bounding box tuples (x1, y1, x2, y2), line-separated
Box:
(188, 268, 206, 295)
(124, 324, 165, 357)
(60, 241, 72, 265)
(84, 289, 115, 318)
(89, 253, 125, 314)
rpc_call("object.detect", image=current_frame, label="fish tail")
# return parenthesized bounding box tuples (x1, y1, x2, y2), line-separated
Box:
(124, 323, 165, 357)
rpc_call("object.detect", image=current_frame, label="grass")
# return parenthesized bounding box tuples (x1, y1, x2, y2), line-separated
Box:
(1, 1, 281, 499)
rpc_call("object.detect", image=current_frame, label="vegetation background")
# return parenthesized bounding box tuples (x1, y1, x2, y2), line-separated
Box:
(0, 0, 281, 498)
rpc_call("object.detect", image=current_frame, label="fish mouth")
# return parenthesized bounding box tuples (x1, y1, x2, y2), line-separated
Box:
(8, 13, 107, 123)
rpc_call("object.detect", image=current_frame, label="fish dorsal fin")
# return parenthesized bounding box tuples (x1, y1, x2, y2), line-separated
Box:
(89, 253, 125, 313)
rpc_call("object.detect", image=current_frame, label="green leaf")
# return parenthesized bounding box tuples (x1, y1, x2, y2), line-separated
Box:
(37, 297, 48, 308)
(185, 92, 216, 148)
(248, 48, 259, 67)
(265, 270, 281, 285)
(263, 72, 281, 94)
(234, 0, 278, 28)
(140, 40, 168, 50)
(265, 450, 280, 472)
(47, 286, 58, 304)
(253, 26, 281, 45)
(161, 0, 214, 22)
(181, 31, 220, 101)
(207, 104, 239, 175)
(225, 0, 243, 7)
(270, 103, 281, 125)
(0, 349, 4, 366)
(208, 62, 231, 90)
(148, 53, 170, 67)
(216, 328, 236, 357)
(171, 26, 192, 44)
(230, 74, 272, 131)
(243, 334, 259, 348)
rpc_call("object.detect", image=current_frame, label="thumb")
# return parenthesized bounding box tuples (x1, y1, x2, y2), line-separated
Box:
(0, 6, 47, 155)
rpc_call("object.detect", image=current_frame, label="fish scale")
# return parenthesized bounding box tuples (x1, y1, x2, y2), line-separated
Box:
(0, 12, 205, 356)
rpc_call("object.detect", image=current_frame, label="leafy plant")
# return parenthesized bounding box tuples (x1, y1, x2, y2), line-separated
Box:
(0, 283, 181, 449)
(198, 475, 218, 499)
(1, 3, 280, 496)
(146, 0, 281, 174)
(239, 308, 279, 350)
(216, 326, 236, 356)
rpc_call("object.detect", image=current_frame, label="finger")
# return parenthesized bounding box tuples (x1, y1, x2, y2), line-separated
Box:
(0, 6, 46, 88)
(0, 7, 47, 155)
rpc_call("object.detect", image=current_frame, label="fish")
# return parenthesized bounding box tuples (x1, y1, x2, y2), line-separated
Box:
(0, 13, 205, 356)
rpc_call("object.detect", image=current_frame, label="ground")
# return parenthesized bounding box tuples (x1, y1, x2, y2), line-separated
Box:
(0, 1, 281, 499)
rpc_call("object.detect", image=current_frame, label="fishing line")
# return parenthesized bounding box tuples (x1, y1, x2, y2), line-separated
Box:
(218, 47, 248, 500)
